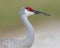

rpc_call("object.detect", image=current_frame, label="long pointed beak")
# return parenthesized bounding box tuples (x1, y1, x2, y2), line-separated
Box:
(33, 10, 50, 16)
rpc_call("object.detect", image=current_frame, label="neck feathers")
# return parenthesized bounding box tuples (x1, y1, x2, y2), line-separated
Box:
(20, 15, 35, 47)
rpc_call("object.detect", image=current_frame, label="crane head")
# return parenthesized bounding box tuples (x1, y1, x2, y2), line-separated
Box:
(19, 6, 50, 17)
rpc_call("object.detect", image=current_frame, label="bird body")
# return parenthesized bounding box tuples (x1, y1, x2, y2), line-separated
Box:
(0, 6, 50, 48)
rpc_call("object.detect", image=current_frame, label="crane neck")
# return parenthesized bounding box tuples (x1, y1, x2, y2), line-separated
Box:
(20, 15, 35, 47)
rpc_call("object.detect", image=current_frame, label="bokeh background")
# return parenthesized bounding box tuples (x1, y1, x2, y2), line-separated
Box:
(0, 0, 60, 48)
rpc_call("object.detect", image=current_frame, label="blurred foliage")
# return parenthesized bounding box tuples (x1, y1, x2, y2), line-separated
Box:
(0, 0, 60, 31)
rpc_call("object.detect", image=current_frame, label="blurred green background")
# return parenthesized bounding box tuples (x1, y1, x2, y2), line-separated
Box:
(0, 0, 60, 38)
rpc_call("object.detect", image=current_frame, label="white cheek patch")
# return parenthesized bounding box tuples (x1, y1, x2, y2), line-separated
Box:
(25, 9, 34, 16)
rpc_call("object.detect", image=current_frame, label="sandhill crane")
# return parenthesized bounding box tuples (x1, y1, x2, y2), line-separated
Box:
(0, 6, 50, 48)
